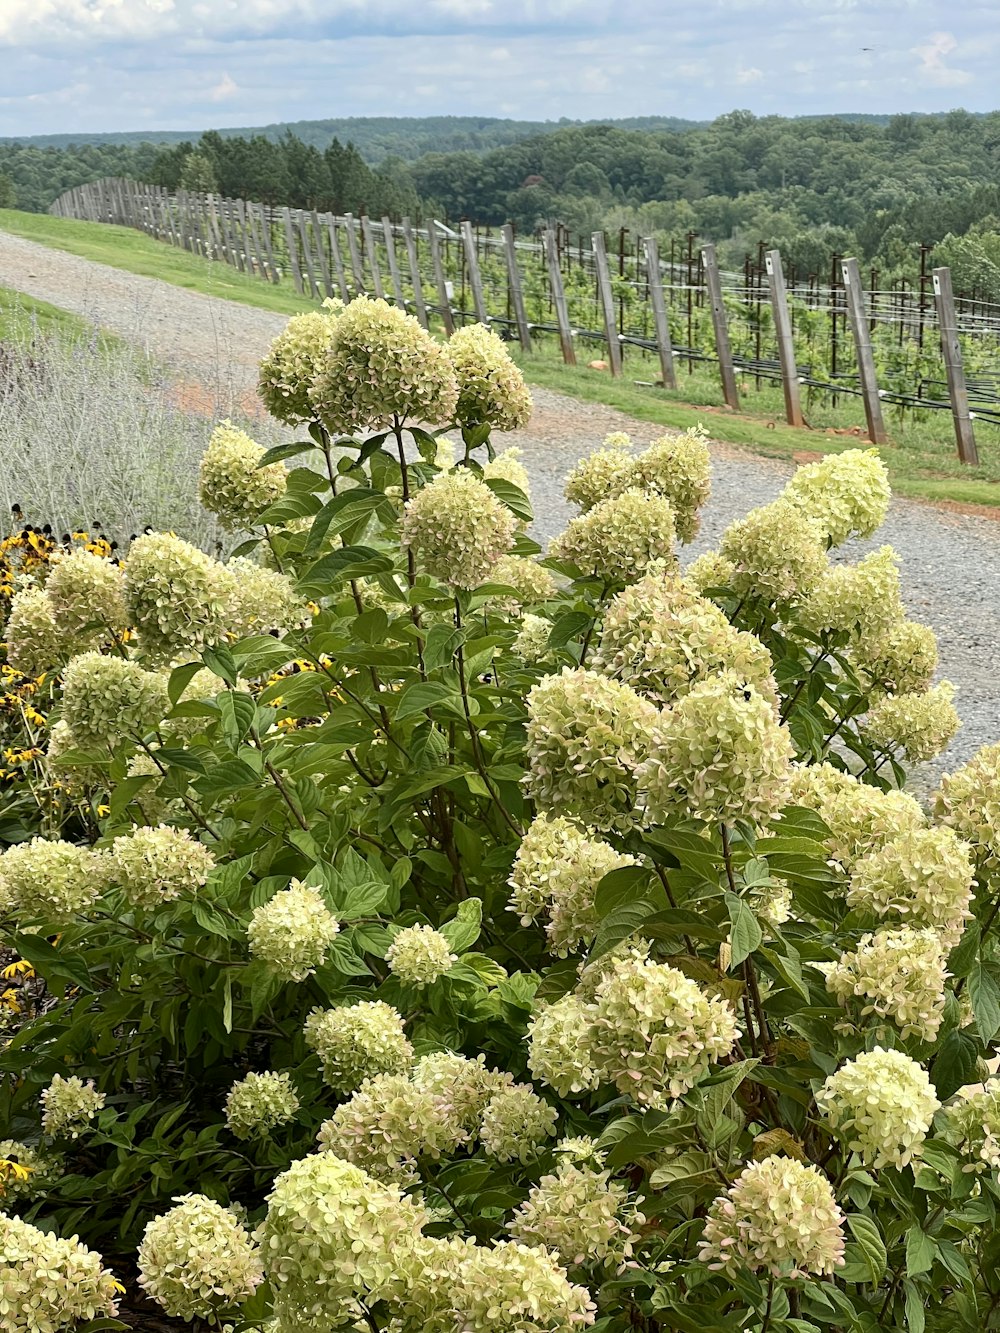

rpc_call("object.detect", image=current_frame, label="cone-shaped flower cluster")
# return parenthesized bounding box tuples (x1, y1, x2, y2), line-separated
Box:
(698, 1156, 845, 1278)
(817, 1048, 940, 1167)
(248, 880, 340, 982)
(401, 468, 517, 590)
(303, 1000, 413, 1093)
(199, 420, 287, 531)
(137, 1193, 263, 1321)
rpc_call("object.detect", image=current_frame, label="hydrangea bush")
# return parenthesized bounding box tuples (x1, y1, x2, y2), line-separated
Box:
(0, 300, 998, 1332)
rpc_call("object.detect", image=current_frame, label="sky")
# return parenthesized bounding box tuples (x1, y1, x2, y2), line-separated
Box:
(0, 0, 997, 138)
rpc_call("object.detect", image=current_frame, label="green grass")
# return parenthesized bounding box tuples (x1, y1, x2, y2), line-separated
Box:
(514, 343, 1000, 509)
(5, 207, 1000, 508)
(0, 209, 314, 317)
(0, 283, 100, 340)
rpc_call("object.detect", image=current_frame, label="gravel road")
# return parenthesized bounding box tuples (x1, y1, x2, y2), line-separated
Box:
(3, 229, 999, 786)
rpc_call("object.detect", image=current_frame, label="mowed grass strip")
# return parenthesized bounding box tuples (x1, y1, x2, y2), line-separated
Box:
(5, 207, 1000, 508)
(0, 282, 102, 340)
(0, 208, 313, 317)
(515, 348, 1000, 510)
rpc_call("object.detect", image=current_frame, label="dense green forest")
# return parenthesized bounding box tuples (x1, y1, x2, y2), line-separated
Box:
(408, 112, 1000, 283)
(5, 110, 1000, 293)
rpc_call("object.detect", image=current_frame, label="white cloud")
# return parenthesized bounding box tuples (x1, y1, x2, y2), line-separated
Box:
(208, 70, 239, 100)
(911, 30, 973, 87)
(431, 0, 494, 15)
(0, 0, 599, 45)
(0, 1, 996, 137)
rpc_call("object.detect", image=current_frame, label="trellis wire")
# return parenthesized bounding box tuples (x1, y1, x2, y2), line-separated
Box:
(48, 178, 1000, 461)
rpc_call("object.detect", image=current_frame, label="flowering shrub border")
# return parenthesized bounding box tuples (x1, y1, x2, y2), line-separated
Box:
(0, 299, 995, 1333)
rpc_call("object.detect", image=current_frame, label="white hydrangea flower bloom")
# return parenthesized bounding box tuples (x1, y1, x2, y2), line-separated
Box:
(0, 837, 107, 921)
(596, 570, 776, 708)
(303, 1000, 412, 1094)
(108, 825, 215, 910)
(311, 295, 458, 435)
(513, 613, 554, 662)
(852, 618, 938, 697)
(525, 668, 658, 832)
(411, 1051, 512, 1134)
(551, 489, 677, 585)
(317, 1072, 467, 1182)
(847, 825, 975, 950)
(138, 1193, 263, 1321)
(564, 432, 636, 512)
(638, 672, 793, 829)
(699, 1156, 845, 1278)
(401, 468, 517, 590)
(825, 927, 948, 1042)
(586, 948, 739, 1107)
(862, 681, 961, 765)
(386, 923, 456, 986)
(124, 532, 234, 662)
(4, 587, 63, 676)
(0, 1214, 121, 1331)
(40, 1073, 106, 1139)
(788, 761, 926, 872)
(817, 1048, 940, 1167)
(799, 546, 903, 640)
(62, 651, 170, 749)
(719, 498, 828, 603)
(509, 1158, 644, 1268)
(448, 324, 533, 432)
(528, 993, 602, 1097)
(46, 547, 128, 642)
(258, 1153, 428, 1327)
(936, 741, 1000, 862)
(258, 303, 343, 424)
(783, 447, 890, 547)
(199, 420, 287, 531)
(509, 814, 638, 956)
(224, 1071, 300, 1140)
(247, 880, 340, 982)
(944, 1079, 1000, 1173)
(633, 426, 712, 543)
(479, 1083, 558, 1163)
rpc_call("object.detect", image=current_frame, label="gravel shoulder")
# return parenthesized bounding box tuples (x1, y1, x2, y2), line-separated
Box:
(3, 227, 999, 785)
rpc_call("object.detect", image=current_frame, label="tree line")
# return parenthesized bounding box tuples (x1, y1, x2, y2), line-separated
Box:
(5, 110, 1000, 295)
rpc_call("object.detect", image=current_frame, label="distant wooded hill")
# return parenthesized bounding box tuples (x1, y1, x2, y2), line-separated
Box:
(0, 115, 706, 161)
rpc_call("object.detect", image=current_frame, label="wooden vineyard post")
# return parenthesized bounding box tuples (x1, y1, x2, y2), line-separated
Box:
(765, 249, 804, 427)
(381, 217, 407, 309)
(360, 215, 386, 300)
(222, 199, 245, 273)
(206, 194, 225, 262)
(427, 223, 455, 336)
(248, 205, 271, 281)
(502, 224, 532, 352)
(296, 211, 321, 298)
(326, 216, 350, 302)
(701, 243, 740, 410)
(258, 206, 280, 284)
(841, 258, 887, 445)
(461, 220, 489, 325)
(544, 227, 576, 366)
(592, 231, 623, 377)
(344, 214, 366, 296)
(282, 209, 304, 295)
(642, 235, 677, 390)
(310, 209, 333, 297)
(933, 266, 980, 465)
(401, 220, 429, 328)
